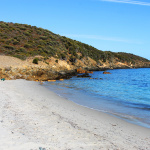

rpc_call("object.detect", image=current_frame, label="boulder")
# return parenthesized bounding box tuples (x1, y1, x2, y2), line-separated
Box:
(77, 73, 91, 78)
(103, 71, 111, 74)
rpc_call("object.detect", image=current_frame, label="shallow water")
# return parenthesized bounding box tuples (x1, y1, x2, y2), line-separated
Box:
(44, 68, 150, 128)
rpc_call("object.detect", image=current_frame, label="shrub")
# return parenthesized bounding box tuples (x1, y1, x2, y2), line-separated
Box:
(13, 55, 27, 60)
(69, 55, 76, 63)
(19, 27, 26, 30)
(24, 43, 32, 48)
(33, 58, 39, 64)
(44, 57, 48, 60)
(30, 51, 39, 56)
(45, 61, 49, 65)
(24, 31, 30, 36)
(13, 39, 19, 45)
(60, 53, 66, 60)
(40, 36, 48, 40)
(4, 45, 15, 50)
(0, 23, 8, 28)
(18, 47, 27, 53)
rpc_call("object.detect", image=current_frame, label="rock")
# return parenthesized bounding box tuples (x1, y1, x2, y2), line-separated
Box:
(59, 79, 64, 81)
(5, 67, 11, 71)
(103, 71, 111, 74)
(48, 80, 56, 82)
(59, 71, 66, 75)
(36, 70, 44, 76)
(76, 68, 93, 74)
(76, 68, 86, 74)
(77, 73, 91, 78)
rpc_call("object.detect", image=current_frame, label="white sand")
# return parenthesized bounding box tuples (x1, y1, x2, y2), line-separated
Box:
(0, 80, 150, 150)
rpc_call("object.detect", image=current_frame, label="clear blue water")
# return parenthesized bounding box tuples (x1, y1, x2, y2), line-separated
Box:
(44, 68, 150, 128)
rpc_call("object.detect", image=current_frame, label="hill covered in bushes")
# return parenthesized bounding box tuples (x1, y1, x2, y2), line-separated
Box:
(0, 21, 150, 70)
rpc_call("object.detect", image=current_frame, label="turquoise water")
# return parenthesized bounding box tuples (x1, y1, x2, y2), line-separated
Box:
(44, 68, 150, 128)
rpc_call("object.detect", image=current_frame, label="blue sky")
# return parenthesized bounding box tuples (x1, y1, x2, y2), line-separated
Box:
(1, 0, 150, 60)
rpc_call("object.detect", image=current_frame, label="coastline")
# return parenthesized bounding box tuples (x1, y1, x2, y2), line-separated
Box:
(44, 68, 150, 129)
(0, 79, 150, 149)
(0, 55, 150, 81)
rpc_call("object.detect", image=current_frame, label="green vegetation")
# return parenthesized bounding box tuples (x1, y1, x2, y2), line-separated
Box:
(33, 58, 38, 64)
(0, 21, 149, 65)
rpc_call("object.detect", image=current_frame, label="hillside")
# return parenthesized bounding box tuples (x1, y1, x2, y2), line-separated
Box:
(0, 21, 150, 80)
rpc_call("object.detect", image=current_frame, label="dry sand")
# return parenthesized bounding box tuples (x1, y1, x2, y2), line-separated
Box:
(0, 55, 43, 68)
(0, 55, 26, 68)
(0, 79, 150, 150)
(0, 55, 72, 70)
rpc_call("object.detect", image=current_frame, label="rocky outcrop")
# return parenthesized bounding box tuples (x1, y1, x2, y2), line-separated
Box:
(0, 65, 78, 81)
(0, 55, 150, 81)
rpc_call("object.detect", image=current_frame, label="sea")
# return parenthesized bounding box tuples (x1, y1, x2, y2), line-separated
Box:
(43, 68, 150, 128)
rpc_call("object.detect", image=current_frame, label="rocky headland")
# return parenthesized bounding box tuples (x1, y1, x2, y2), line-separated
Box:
(0, 21, 150, 81)
(0, 55, 150, 81)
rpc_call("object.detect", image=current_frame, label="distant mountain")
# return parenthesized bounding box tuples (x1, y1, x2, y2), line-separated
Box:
(0, 21, 150, 70)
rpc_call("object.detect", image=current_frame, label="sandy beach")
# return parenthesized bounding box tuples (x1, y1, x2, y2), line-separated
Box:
(0, 79, 150, 150)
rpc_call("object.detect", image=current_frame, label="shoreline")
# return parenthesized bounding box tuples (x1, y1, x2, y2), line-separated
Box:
(44, 72, 150, 129)
(45, 84, 150, 129)
(0, 79, 150, 149)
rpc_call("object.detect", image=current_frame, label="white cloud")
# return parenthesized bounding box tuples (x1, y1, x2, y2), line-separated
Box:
(100, 0, 150, 6)
(62, 34, 142, 44)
